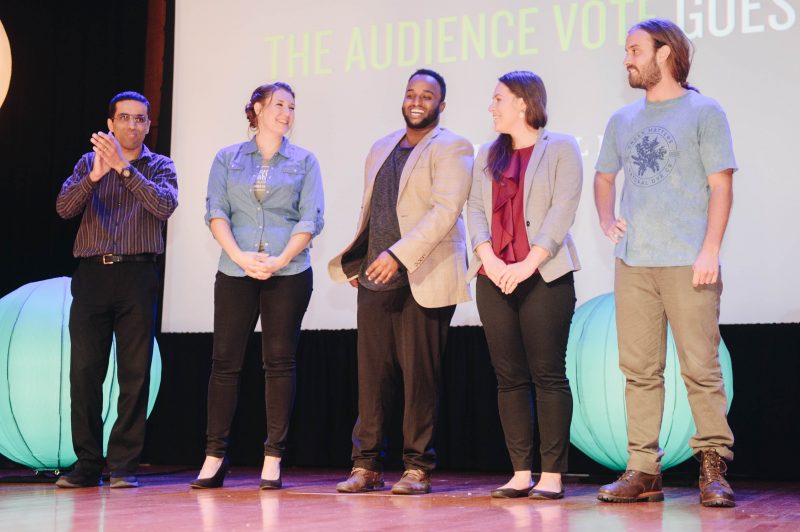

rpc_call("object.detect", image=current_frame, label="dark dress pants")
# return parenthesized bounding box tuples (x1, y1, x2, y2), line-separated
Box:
(205, 269, 312, 458)
(68, 260, 158, 476)
(476, 272, 575, 472)
(351, 284, 455, 472)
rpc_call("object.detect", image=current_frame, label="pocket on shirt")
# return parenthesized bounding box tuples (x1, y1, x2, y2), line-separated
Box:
(277, 166, 304, 207)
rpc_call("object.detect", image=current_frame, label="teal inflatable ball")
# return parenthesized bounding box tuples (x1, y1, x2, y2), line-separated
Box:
(566, 293, 733, 471)
(0, 277, 161, 471)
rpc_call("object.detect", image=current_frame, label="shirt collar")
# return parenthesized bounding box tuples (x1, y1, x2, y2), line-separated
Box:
(132, 144, 153, 162)
(243, 136, 290, 159)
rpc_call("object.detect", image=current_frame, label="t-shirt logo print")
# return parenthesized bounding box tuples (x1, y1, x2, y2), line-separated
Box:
(624, 126, 677, 187)
(632, 136, 666, 175)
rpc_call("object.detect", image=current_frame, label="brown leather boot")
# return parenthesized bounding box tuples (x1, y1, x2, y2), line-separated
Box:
(336, 467, 385, 493)
(698, 450, 736, 507)
(597, 470, 664, 503)
(391, 469, 431, 495)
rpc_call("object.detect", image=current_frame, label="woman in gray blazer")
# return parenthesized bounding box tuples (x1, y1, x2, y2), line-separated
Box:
(466, 71, 582, 500)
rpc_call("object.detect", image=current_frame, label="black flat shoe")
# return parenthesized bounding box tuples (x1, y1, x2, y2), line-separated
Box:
(491, 487, 531, 498)
(259, 474, 282, 490)
(528, 487, 565, 500)
(190, 458, 228, 489)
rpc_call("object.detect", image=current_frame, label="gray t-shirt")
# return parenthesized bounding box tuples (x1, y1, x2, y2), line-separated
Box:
(595, 90, 737, 267)
(359, 144, 412, 291)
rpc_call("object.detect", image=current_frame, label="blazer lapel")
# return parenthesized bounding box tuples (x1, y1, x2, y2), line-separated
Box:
(482, 156, 493, 228)
(523, 129, 549, 204)
(481, 130, 548, 229)
(397, 127, 440, 200)
(359, 129, 406, 228)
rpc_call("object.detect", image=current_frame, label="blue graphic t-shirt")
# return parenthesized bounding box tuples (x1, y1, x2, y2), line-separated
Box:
(595, 90, 737, 267)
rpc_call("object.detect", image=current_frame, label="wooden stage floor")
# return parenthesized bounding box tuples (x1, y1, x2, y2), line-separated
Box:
(1, 467, 798, 531)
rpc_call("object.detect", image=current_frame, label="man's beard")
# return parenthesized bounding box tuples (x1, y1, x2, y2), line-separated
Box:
(628, 59, 662, 90)
(402, 105, 441, 130)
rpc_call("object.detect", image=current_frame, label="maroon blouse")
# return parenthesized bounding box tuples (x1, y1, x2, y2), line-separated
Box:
(479, 144, 534, 276)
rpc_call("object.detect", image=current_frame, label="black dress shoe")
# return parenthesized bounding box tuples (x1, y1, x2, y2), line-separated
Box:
(490, 487, 531, 498)
(528, 487, 565, 500)
(55, 470, 101, 488)
(259, 473, 282, 490)
(190, 459, 228, 489)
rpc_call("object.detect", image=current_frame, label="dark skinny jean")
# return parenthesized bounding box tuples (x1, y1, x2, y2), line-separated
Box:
(476, 272, 575, 472)
(205, 268, 312, 458)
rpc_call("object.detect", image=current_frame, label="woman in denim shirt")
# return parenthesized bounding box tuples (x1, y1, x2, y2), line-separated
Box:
(191, 82, 324, 489)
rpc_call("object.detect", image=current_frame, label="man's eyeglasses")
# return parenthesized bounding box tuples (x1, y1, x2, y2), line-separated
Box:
(114, 113, 149, 124)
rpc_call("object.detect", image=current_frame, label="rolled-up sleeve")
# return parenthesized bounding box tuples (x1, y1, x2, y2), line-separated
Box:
(530, 138, 583, 256)
(291, 153, 325, 237)
(205, 151, 231, 226)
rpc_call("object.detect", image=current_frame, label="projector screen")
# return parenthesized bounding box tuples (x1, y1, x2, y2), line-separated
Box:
(164, 0, 799, 331)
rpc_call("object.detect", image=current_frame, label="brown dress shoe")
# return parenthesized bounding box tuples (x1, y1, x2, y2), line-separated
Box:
(391, 469, 431, 495)
(336, 467, 385, 493)
(597, 470, 664, 503)
(699, 450, 736, 507)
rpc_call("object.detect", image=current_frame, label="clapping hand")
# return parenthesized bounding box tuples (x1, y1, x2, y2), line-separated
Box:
(88, 147, 111, 182)
(90, 132, 128, 175)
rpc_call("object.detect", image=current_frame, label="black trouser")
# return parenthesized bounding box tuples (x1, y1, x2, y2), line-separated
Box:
(476, 272, 575, 472)
(351, 284, 455, 472)
(68, 260, 158, 476)
(205, 269, 312, 458)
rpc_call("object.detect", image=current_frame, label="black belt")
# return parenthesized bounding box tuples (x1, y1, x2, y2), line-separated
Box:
(84, 253, 158, 265)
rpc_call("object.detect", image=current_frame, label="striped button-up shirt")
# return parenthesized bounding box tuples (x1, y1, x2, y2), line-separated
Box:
(56, 145, 178, 257)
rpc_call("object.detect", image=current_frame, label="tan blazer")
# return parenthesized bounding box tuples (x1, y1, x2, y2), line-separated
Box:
(466, 129, 582, 282)
(329, 126, 474, 308)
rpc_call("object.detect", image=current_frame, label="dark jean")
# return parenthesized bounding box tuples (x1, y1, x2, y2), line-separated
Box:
(205, 268, 312, 458)
(69, 260, 158, 477)
(476, 272, 575, 472)
(351, 284, 455, 472)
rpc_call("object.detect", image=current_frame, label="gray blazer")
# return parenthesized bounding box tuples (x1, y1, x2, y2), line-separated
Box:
(466, 129, 582, 282)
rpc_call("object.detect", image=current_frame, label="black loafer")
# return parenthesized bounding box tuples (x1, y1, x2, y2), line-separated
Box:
(528, 487, 565, 500)
(490, 487, 531, 498)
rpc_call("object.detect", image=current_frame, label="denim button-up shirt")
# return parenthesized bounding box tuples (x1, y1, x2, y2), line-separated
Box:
(205, 137, 324, 277)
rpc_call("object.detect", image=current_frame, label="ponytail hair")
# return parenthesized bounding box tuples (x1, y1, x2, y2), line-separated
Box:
(486, 71, 548, 182)
(632, 18, 699, 92)
(244, 82, 295, 129)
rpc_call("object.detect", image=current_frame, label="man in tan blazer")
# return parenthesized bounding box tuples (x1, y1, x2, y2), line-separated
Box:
(329, 69, 473, 495)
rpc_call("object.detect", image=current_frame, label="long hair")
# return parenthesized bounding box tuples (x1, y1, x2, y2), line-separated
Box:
(631, 18, 698, 92)
(244, 82, 295, 129)
(486, 71, 547, 182)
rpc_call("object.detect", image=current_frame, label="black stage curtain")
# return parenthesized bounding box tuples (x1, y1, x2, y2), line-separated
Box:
(144, 325, 800, 480)
(1, 2, 798, 480)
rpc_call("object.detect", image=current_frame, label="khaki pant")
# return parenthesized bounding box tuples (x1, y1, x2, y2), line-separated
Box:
(615, 259, 734, 474)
